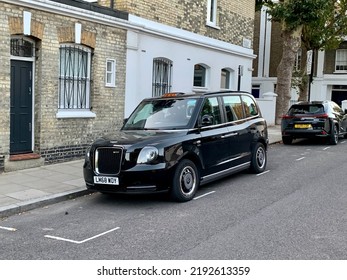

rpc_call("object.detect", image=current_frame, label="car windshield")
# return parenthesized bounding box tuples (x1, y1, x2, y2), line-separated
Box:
(122, 98, 198, 130)
(288, 104, 325, 115)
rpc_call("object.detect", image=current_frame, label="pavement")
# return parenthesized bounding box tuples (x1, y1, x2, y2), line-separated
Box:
(0, 125, 282, 218)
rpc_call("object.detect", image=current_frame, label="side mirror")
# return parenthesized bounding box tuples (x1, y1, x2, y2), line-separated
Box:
(123, 118, 128, 125)
(201, 115, 213, 126)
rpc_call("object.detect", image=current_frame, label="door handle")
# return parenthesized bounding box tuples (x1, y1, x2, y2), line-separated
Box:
(221, 132, 238, 138)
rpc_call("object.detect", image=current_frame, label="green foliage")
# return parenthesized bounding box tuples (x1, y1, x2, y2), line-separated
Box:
(302, 0, 347, 50)
(266, 0, 332, 31)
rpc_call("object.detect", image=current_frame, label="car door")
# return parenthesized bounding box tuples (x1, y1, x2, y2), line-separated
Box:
(198, 96, 232, 175)
(222, 95, 252, 166)
(331, 102, 347, 134)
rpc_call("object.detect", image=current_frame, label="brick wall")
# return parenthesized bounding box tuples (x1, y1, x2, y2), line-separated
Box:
(0, 2, 127, 165)
(99, 0, 255, 46)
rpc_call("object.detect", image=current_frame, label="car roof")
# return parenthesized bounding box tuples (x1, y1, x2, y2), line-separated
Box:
(144, 90, 253, 101)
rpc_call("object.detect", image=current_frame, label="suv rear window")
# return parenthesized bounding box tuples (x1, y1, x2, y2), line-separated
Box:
(288, 104, 325, 115)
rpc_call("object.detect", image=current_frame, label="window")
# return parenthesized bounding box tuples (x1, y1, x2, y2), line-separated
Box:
(251, 84, 260, 98)
(222, 95, 243, 120)
(59, 44, 92, 111)
(152, 58, 172, 97)
(200, 97, 221, 125)
(194, 64, 207, 87)
(105, 59, 116, 87)
(335, 49, 347, 71)
(207, 0, 217, 26)
(10, 37, 35, 57)
(294, 48, 302, 71)
(242, 95, 259, 118)
(221, 68, 231, 89)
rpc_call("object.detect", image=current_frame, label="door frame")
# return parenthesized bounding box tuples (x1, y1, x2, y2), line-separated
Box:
(10, 54, 35, 154)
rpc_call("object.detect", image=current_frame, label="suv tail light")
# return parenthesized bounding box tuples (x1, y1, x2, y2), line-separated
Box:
(314, 113, 329, 119)
(281, 115, 293, 119)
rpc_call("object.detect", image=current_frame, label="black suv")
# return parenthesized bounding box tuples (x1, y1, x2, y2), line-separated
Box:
(83, 91, 268, 202)
(281, 101, 347, 145)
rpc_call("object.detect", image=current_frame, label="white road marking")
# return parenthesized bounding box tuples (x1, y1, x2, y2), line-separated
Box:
(193, 191, 215, 200)
(323, 147, 331, 150)
(256, 170, 270, 176)
(44, 227, 120, 244)
(0, 226, 17, 232)
(296, 157, 305, 161)
(341, 140, 346, 144)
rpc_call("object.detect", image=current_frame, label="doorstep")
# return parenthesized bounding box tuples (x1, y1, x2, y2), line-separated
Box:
(9, 153, 41, 161)
(4, 153, 45, 172)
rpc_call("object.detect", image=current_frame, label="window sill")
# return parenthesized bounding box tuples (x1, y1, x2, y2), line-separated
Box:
(193, 86, 209, 93)
(333, 71, 347, 74)
(206, 22, 220, 30)
(105, 83, 116, 88)
(56, 109, 96, 119)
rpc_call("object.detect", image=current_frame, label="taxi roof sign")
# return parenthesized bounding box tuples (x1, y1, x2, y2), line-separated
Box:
(162, 92, 185, 97)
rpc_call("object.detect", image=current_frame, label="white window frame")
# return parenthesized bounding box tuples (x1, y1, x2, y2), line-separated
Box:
(206, 0, 218, 28)
(105, 59, 116, 87)
(335, 49, 347, 72)
(294, 49, 302, 71)
(221, 68, 231, 89)
(193, 63, 210, 92)
(152, 57, 173, 97)
(57, 43, 95, 119)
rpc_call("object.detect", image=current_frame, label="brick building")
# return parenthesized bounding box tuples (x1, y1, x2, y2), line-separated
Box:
(0, 0, 256, 172)
(0, 0, 128, 172)
(253, 6, 347, 108)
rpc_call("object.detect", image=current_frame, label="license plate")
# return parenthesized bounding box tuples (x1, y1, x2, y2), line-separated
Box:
(94, 176, 119, 185)
(294, 124, 312, 129)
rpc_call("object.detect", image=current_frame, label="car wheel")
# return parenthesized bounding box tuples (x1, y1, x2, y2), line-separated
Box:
(250, 142, 267, 174)
(282, 136, 292, 145)
(170, 159, 199, 202)
(329, 124, 338, 145)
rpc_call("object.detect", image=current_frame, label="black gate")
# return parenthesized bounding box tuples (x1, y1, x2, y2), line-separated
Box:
(10, 60, 33, 154)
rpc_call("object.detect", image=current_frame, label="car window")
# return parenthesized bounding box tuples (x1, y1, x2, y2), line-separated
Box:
(330, 102, 342, 114)
(241, 95, 259, 118)
(200, 97, 222, 125)
(288, 104, 324, 115)
(222, 95, 242, 121)
(123, 98, 198, 130)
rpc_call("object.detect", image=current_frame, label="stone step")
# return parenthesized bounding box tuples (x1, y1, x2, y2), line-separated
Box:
(4, 153, 45, 172)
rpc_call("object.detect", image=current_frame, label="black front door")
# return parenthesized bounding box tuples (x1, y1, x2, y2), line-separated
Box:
(10, 60, 33, 154)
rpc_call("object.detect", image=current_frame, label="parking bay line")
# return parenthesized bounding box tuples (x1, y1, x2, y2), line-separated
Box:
(194, 191, 216, 200)
(0, 226, 17, 232)
(44, 227, 120, 244)
(256, 170, 270, 176)
(296, 157, 305, 161)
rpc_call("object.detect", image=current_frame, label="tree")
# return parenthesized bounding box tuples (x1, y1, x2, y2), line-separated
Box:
(259, 0, 338, 124)
(298, 0, 347, 101)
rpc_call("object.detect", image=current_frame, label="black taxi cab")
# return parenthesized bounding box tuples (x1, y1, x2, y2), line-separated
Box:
(83, 91, 268, 202)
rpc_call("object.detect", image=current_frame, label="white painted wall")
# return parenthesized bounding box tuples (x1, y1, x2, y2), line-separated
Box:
(257, 92, 277, 126)
(124, 15, 256, 117)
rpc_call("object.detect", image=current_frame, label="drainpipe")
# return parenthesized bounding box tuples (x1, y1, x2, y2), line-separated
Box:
(110, 0, 114, 9)
(238, 65, 243, 91)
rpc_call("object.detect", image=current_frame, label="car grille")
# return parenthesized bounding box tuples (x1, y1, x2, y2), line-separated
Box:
(95, 147, 123, 175)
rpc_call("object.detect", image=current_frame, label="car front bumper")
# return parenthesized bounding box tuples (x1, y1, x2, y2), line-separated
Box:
(83, 160, 173, 194)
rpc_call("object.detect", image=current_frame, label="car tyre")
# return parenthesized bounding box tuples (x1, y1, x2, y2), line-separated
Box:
(250, 142, 267, 174)
(170, 159, 199, 202)
(329, 124, 338, 145)
(282, 136, 292, 145)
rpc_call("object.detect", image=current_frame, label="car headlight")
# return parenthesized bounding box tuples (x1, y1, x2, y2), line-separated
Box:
(137, 146, 159, 164)
(85, 145, 92, 159)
